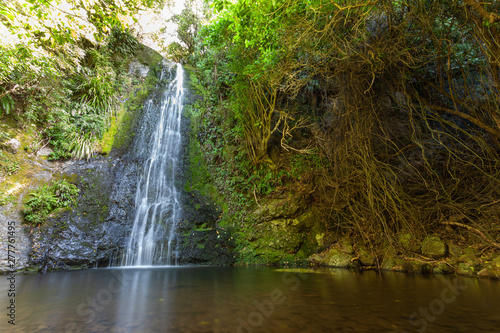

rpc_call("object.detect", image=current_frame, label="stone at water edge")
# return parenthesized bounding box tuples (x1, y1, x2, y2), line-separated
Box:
(477, 255, 500, 279)
(321, 248, 355, 268)
(357, 246, 376, 266)
(421, 235, 447, 258)
(447, 242, 463, 258)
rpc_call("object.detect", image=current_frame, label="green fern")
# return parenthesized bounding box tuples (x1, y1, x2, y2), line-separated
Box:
(22, 180, 79, 226)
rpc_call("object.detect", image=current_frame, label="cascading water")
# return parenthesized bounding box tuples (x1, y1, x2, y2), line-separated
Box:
(122, 62, 184, 266)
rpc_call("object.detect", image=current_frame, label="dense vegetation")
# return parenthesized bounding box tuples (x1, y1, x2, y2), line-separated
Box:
(171, 0, 500, 255)
(22, 179, 79, 226)
(0, 0, 167, 226)
(0, 0, 164, 160)
(2, 0, 500, 263)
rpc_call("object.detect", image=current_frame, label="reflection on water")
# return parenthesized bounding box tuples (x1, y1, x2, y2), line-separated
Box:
(0, 267, 499, 332)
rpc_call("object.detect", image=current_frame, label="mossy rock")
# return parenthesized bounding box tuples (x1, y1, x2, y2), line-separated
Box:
(357, 246, 376, 266)
(382, 257, 405, 272)
(458, 253, 477, 263)
(240, 218, 307, 263)
(321, 248, 356, 268)
(421, 235, 447, 258)
(295, 208, 319, 230)
(433, 262, 454, 274)
(381, 247, 401, 271)
(135, 44, 163, 68)
(448, 242, 463, 258)
(456, 262, 477, 277)
(250, 194, 303, 222)
(398, 231, 420, 252)
(477, 255, 500, 279)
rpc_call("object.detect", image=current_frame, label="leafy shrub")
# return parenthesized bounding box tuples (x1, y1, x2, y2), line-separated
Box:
(106, 27, 140, 57)
(45, 102, 108, 160)
(0, 151, 19, 178)
(22, 180, 79, 226)
(0, 90, 14, 116)
(70, 66, 115, 113)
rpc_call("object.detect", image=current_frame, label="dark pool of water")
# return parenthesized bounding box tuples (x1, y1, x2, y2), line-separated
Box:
(0, 266, 499, 332)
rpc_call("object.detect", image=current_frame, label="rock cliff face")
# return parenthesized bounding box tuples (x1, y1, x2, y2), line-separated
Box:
(0, 48, 233, 273)
(28, 156, 139, 270)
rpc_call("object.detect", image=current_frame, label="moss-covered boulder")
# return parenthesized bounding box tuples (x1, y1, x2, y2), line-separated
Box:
(448, 242, 463, 258)
(421, 235, 447, 258)
(242, 218, 307, 263)
(177, 228, 235, 265)
(477, 255, 500, 279)
(250, 194, 303, 222)
(398, 231, 420, 252)
(457, 262, 477, 277)
(322, 248, 356, 268)
(433, 262, 455, 274)
(357, 246, 376, 266)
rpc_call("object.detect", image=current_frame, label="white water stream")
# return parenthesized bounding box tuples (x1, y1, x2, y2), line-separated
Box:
(123, 63, 184, 266)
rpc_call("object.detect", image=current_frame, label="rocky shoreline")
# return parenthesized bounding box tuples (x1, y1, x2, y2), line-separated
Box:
(307, 235, 500, 280)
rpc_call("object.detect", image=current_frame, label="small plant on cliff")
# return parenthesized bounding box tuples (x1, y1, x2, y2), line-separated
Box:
(0, 151, 20, 178)
(22, 180, 79, 227)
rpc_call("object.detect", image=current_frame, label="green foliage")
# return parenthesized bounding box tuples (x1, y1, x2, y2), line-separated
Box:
(70, 50, 116, 113)
(187, 0, 500, 257)
(0, 0, 162, 161)
(0, 0, 162, 50)
(168, 1, 212, 64)
(167, 42, 189, 64)
(0, 91, 14, 115)
(0, 150, 19, 178)
(22, 180, 79, 226)
(106, 26, 140, 57)
(44, 102, 109, 160)
(170, 7, 198, 55)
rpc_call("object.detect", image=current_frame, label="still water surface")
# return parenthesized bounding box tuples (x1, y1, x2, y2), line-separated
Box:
(1, 266, 499, 332)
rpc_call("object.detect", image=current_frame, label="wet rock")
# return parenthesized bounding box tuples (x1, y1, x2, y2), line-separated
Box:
(477, 255, 500, 279)
(457, 262, 477, 277)
(27, 156, 139, 270)
(433, 262, 454, 274)
(322, 248, 356, 268)
(421, 235, 447, 258)
(177, 228, 234, 265)
(358, 246, 376, 266)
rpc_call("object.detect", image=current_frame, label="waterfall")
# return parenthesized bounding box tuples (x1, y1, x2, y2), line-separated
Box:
(122, 62, 184, 266)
